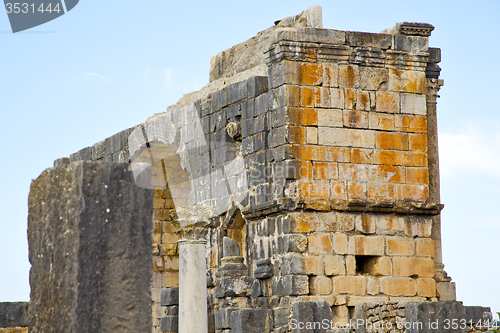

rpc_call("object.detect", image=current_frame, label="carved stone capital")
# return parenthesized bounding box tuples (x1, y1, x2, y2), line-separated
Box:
(171, 206, 215, 240)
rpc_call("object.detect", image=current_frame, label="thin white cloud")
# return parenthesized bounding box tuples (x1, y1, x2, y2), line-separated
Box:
(162, 68, 173, 87)
(85, 72, 112, 83)
(144, 66, 152, 83)
(439, 120, 500, 180)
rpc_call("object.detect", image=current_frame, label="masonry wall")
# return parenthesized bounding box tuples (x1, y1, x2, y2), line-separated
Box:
(63, 9, 455, 332)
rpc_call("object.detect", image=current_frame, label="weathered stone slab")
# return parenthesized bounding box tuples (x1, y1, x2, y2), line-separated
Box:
(0, 302, 28, 328)
(28, 161, 153, 333)
(405, 301, 466, 333)
(230, 309, 274, 333)
(291, 301, 332, 333)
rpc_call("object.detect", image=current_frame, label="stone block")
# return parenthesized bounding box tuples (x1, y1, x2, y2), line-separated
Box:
(230, 309, 274, 333)
(160, 315, 178, 333)
(215, 277, 253, 298)
(332, 233, 348, 254)
(313, 162, 338, 180)
(436, 282, 456, 302)
(271, 275, 309, 296)
(301, 87, 315, 107)
(364, 256, 392, 276)
(345, 256, 356, 275)
(306, 127, 318, 144)
(389, 69, 426, 94)
(292, 301, 333, 331)
(347, 235, 384, 256)
(465, 306, 492, 325)
(324, 255, 346, 276)
(405, 217, 432, 237)
(288, 107, 318, 126)
(415, 238, 435, 257)
(0, 302, 28, 328)
(354, 215, 376, 234)
(331, 180, 348, 199)
(323, 63, 339, 87)
(254, 258, 274, 279)
(394, 35, 429, 53)
(406, 167, 429, 185)
(368, 112, 395, 131)
(367, 277, 380, 295)
(339, 64, 360, 88)
(314, 87, 331, 108)
(330, 88, 345, 109)
(348, 180, 367, 200)
(273, 307, 291, 328)
(346, 31, 392, 49)
(396, 184, 429, 202)
(318, 128, 375, 148)
(332, 276, 367, 295)
(303, 256, 325, 275)
(344, 88, 357, 109)
(332, 305, 350, 326)
(309, 233, 333, 254)
(310, 276, 333, 295)
(375, 215, 405, 235)
(375, 91, 399, 113)
(215, 308, 236, 330)
(386, 236, 415, 256)
(367, 183, 395, 201)
(359, 67, 389, 90)
(395, 114, 427, 133)
(350, 148, 374, 164)
(318, 109, 343, 127)
(401, 93, 427, 114)
(376, 132, 408, 150)
(380, 277, 417, 296)
(280, 253, 306, 275)
(300, 62, 323, 86)
(27, 161, 153, 333)
(417, 278, 436, 297)
(343, 110, 368, 128)
(405, 301, 466, 333)
(285, 234, 308, 253)
(409, 134, 428, 152)
(161, 288, 179, 306)
(338, 164, 376, 182)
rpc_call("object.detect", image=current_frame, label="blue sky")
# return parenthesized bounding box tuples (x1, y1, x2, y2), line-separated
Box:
(1, 0, 499, 317)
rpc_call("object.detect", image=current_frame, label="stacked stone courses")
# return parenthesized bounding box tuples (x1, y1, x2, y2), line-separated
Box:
(57, 7, 463, 332)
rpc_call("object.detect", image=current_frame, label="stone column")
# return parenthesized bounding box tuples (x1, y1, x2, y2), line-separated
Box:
(174, 207, 214, 333)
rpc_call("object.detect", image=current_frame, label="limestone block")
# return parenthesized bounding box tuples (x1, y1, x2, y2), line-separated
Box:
(343, 110, 369, 128)
(380, 277, 417, 296)
(367, 277, 380, 295)
(375, 215, 405, 235)
(314, 87, 331, 108)
(215, 277, 253, 298)
(395, 114, 427, 133)
(386, 236, 415, 256)
(345, 255, 356, 275)
(409, 133, 427, 152)
(396, 184, 429, 202)
(301, 87, 314, 107)
(406, 167, 429, 185)
(280, 253, 305, 275)
(376, 132, 409, 150)
(331, 180, 348, 200)
(303, 256, 325, 275)
(401, 93, 427, 115)
(27, 161, 153, 333)
(347, 235, 384, 256)
(404, 217, 432, 237)
(405, 301, 465, 333)
(344, 88, 357, 109)
(319, 128, 376, 148)
(436, 282, 457, 301)
(160, 315, 178, 332)
(339, 163, 376, 182)
(272, 275, 309, 296)
(230, 309, 274, 333)
(417, 278, 436, 297)
(339, 64, 360, 88)
(306, 127, 318, 144)
(161, 288, 179, 306)
(313, 162, 338, 180)
(310, 276, 333, 295)
(365, 256, 392, 276)
(332, 276, 367, 295)
(285, 234, 308, 253)
(330, 88, 345, 108)
(369, 112, 395, 131)
(368, 183, 395, 201)
(346, 295, 388, 306)
(332, 233, 348, 254)
(347, 181, 367, 200)
(375, 91, 400, 113)
(354, 215, 376, 234)
(350, 148, 374, 164)
(346, 31, 392, 49)
(318, 109, 343, 127)
(389, 69, 426, 94)
(324, 255, 346, 276)
(309, 233, 333, 254)
(292, 301, 333, 328)
(415, 238, 435, 257)
(288, 107, 318, 126)
(299, 62, 323, 86)
(359, 67, 389, 90)
(323, 63, 339, 87)
(357, 91, 371, 111)
(332, 305, 350, 325)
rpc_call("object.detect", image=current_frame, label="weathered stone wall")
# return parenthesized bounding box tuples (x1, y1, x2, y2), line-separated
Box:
(28, 161, 153, 333)
(0, 302, 28, 333)
(59, 7, 469, 333)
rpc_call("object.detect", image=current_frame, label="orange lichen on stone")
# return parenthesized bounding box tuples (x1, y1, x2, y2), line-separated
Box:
(409, 133, 427, 152)
(350, 148, 374, 164)
(347, 181, 367, 200)
(367, 183, 395, 201)
(289, 145, 351, 162)
(301, 87, 315, 107)
(288, 107, 318, 126)
(396, 184, 429, 201)
(395, 114, 427, 133)
(313, 161, 338, 179)
(376, 132, 409, 150)
(375, 91, 399, 113)
(300, 62, 323, 85)
(406, 167, 429, 185)
(376, 165, 405, 183)
(375, 150, 427, 167)
(339, 65, 360, 88)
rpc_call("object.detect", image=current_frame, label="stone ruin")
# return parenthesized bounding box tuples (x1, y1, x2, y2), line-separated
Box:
(1, 5, 496, 333)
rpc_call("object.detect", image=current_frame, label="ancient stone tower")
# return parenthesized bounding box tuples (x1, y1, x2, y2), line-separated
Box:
(23, 6, 495, 333)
